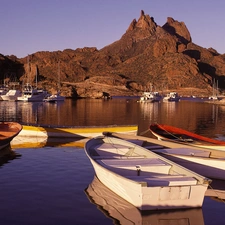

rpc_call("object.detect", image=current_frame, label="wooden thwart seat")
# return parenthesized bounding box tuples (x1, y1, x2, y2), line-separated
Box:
(126, 175, 197, 186)
(96, 158, 172, 174)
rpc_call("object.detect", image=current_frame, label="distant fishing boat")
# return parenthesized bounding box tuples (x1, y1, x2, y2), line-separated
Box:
(43, 61, 65, 102)
(208, 78, 221, 100)
(43, 91, 65, 102)
(163, 92, 180, 102)
(17, 58, 48, 102)
(139, 91, 162, 103)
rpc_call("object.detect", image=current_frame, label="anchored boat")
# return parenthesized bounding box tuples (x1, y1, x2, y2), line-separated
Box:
(85, 135, 210, 210)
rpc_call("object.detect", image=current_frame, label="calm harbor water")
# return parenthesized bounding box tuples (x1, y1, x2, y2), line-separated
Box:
(1, 98, 225, 225)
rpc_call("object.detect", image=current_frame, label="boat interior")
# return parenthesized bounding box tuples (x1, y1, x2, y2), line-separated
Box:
(88, 141, 199, 187)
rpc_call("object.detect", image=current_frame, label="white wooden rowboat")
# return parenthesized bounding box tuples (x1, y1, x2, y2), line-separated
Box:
(85, 135, 210, 210)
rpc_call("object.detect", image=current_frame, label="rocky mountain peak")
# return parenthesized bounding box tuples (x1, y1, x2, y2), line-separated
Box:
(1, 10, 225, 98)
(162, 17, 192, 44)
(126, 10, 157, 35)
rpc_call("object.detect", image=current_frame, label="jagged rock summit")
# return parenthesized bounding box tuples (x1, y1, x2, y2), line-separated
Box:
(127, 10, 157, 35)
(1, 10, 225, 98)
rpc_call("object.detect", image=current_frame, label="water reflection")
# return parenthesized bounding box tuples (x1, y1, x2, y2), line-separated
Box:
(0, 146, 21, 167)
(11, 136, 88, 149)
(85, 176, 205, 225)
(1, 98, 225, 139)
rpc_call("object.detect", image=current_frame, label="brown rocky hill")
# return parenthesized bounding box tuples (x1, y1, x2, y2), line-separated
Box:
(1, 10, 225, 98)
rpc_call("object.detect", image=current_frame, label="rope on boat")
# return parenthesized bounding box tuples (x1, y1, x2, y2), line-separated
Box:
(139, 129, 150, 136)
(207, 184, 225, 203)
(105, 135, 141, 157)
(155, 122, 190, 142)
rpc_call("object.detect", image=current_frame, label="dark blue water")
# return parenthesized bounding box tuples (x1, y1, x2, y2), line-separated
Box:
(0, 147, 225, 225)
(1, 98, 225, 224)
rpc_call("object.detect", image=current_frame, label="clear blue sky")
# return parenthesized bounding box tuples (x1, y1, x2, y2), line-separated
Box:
(1, 0, 225, 58)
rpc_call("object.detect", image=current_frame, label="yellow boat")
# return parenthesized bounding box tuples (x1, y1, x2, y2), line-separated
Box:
(11, 124, 137, 149)
(17, 124, 138, 138)
(11, 136, 89, 149)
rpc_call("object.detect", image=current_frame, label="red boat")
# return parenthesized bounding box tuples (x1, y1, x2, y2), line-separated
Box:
(149, 123, 225, 150)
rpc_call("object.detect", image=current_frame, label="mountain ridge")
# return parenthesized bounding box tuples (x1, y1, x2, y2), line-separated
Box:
(1, 10, 225, 98)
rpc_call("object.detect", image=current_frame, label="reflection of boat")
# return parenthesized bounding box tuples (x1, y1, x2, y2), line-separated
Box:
(17, 124, 138, 138)
(149, 123, 225, 150)
(109, 132, 225, 180)
(139, 92, 162, 103)
(84, 136, 210, 210)
(11, 136, 89, 149)
(163, 92, 180, 102)
(0, 122, 23, 150)
(85, 175, 205, 225)
(0, 145, 21, 167)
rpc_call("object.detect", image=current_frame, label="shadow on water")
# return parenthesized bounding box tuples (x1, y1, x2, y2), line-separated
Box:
(0, 146, 21, 167)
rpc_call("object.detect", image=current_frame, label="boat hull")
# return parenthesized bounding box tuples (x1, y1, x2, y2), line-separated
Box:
(0, 122, 23, 150)
(18, 125, 138, 138)
(91, 159, 207, 210)
(85, 176, 205, 225)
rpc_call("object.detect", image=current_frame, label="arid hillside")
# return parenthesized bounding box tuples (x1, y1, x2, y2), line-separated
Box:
(1, 10, 225, 98)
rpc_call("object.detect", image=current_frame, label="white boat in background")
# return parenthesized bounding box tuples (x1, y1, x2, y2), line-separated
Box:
(85, 175, 205, 225)
(163, 92, 180, 102)
(109, 132, 225, 180)
(43, 91, 65, 102)
(43, 61, 65, 103)
(17, 57, 48, 102)
(139, 91, 162, 103)
(17, 83, 48, 102)
(208, 78, 221, 100)
(1, 89, 22, 101)
(85, 135, 210, 210)
(0, 86, 8, 99)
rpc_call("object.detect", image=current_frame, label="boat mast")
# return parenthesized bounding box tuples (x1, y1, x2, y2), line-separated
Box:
(35, 66, 38, 89)
(58, 61, 61, 92)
